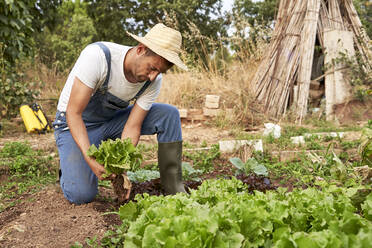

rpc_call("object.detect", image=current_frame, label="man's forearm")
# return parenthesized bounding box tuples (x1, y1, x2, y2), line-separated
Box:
(66, 110, 108, 180)
(66, 111, 91, 159)
(121, 127, 141, 146)
(120, 103, 148, 146)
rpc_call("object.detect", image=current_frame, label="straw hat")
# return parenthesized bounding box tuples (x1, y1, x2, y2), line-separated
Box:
(127, 23, 188, 71)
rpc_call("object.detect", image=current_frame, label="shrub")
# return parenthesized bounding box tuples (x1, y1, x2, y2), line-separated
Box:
(0, 72, 39, 118)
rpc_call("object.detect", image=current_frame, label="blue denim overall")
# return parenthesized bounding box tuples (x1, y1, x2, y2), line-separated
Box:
(53, 42, 182, 204)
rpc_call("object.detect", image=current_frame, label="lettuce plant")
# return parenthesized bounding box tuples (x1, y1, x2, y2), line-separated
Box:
(229, 157, 268, 177)
(87, 138, 142, 203)
(87, 138, 142, 178)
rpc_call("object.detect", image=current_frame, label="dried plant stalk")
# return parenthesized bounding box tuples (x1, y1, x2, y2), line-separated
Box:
(296, 0, 321, 122)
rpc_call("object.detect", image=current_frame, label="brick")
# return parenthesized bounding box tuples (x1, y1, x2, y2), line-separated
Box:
(203, 108, 219, 117)
(179, 109, 187, 118)
(205, 95, 220, 109)
(205, 95, 220, 103)
(205, 101, 219, 109)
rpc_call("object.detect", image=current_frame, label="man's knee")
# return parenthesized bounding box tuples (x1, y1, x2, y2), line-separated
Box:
(168, 105, 180, 119)
(61, 182, 98, 205)
(157, 104, 180, 120)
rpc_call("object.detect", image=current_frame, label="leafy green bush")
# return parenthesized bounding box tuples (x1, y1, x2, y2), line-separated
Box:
(0, 72, 40, 118)
(0, 141, 56, 211)
(181, 162, 203, 181)
(305, 135, 324, 150)
(36, 1, 97, 72)
(0, 141, 34, 157)
(0, 0, 34, 66)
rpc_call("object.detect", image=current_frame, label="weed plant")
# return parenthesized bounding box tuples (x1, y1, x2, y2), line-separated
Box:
(183, 144, 220, 173)
(341, 140, 361, 150)
(255, 148, 365, 188)
(305, 135, 324, 150)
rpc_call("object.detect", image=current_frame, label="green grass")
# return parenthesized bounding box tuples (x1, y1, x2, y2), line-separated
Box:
(303, 118, 363, 133)
(280, 125, 310, 137)
(341, 140, 361, 150)
(0, 141, 58, 212)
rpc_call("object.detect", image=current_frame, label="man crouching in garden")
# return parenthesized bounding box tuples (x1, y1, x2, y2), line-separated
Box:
(52, 23, 187, 204)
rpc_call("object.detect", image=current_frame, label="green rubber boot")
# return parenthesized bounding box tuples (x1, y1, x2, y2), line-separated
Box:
(158, 141, 186, 194)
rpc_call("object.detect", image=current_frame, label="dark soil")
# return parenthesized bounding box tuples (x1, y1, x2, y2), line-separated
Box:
(333, 99, 372, 124)
(0, 185, 110, 247)
(235, 174, 276, 192)
(124, 173, 275, 203)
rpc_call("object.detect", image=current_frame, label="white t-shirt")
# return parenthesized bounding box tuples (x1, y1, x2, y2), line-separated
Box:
(56, 42, 162, 112)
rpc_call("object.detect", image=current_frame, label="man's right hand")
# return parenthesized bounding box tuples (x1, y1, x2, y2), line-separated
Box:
(85, 155, 114, 180)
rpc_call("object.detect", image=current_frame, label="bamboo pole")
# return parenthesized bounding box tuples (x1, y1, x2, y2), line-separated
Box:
(255, 0, 306, 117)
(296, 0, 321, 122)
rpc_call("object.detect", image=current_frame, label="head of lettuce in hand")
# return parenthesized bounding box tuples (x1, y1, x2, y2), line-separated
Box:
(87, 138, 142, 202)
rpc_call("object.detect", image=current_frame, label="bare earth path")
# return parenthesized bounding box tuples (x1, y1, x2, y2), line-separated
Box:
(0, 124, 233, 247)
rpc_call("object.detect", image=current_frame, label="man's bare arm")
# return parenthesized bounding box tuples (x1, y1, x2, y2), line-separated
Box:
(66, 77, 108, 180)
(121, 103, 148, 146)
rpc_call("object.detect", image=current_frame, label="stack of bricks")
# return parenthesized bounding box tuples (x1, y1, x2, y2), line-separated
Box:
(178, 95, 222, 122)
(179, 108, 188, 119)
(203, 95, 220, 117)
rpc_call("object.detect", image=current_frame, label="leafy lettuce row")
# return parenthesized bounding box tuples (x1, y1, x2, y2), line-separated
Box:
(118, 178, 372, 248)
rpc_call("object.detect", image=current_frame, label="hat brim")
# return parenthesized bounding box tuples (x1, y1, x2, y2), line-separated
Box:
(127, 32, 188, 71)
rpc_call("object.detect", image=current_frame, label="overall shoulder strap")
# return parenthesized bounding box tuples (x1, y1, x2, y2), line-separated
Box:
(131, 80, 152, 101)
(94, 42, 111, 89)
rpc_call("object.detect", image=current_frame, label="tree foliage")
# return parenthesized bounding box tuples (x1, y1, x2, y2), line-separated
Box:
(35, 0, 97, 72)
(0, 0, 62, 68)
(353, 0, 372, 38)
(85, 0, 136, 45)
(30, 0, 62, 34)
(0, 0, 42, 118)
(232, 0, 278, 28)
(0, 73, 39, 118)
(0, 0, 35, 66)
(228, 0, 277, 58)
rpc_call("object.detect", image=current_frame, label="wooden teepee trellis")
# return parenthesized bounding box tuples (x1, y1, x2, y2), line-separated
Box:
(252, 0, 371, 122)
